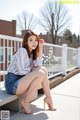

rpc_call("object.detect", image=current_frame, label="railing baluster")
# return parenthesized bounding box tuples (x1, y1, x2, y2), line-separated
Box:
(3, 39, 5, 81)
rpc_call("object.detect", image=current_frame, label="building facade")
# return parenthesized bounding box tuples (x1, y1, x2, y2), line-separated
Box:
(0, 20, 16, 37)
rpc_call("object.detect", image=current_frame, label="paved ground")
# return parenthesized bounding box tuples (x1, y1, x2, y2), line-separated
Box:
(10, 73, 80, 120)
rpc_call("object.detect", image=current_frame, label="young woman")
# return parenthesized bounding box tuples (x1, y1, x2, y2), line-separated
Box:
(5, 30, 56, 114)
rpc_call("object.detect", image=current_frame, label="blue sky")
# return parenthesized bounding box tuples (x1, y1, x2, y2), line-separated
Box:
(0, 0, 80, 35)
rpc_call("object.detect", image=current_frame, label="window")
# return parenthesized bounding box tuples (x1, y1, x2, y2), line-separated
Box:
(0, 48, 4, 63)
(8, 48, 12, 62)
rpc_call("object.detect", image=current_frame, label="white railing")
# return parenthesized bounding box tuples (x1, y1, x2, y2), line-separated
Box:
(43, 43, 63, 78)
(0, 34, 80, 81)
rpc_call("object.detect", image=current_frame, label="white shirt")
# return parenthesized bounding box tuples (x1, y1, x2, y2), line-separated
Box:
(7, 47, 42, 75)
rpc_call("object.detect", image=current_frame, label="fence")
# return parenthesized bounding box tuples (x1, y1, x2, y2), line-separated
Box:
(0, 34, 80, 81)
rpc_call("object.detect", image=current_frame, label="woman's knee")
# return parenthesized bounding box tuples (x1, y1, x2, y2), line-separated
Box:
(33, 66, 48, 79)
(38, 68, 46, 79)
(40, 66, 48, 75)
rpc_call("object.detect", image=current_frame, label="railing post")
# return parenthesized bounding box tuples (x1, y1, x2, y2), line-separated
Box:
(77, 47, 80, 68)
(62, 44, 67, 75)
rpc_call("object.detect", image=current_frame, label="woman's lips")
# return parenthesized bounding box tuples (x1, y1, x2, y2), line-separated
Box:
(32, 45, 36, 47)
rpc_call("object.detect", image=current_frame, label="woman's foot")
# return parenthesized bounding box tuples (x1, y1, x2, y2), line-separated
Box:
(44, 97, 56, 111)
(19, 99, 32, 114)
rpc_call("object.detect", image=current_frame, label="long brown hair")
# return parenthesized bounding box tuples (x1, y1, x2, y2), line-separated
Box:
(22, 30, 40, 60)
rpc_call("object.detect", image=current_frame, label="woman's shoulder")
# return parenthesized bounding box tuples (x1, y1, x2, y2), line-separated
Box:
(17, 47, 27, 53)
(16, 47, 29, 57)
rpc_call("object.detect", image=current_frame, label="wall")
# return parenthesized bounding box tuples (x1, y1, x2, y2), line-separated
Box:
(0, 20, 16, 37)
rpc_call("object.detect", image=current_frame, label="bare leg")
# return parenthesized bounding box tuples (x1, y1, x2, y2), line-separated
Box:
(16, 67, 45, 113)
(18, 69, 45, 102)
(20, 67, 50, 102)
(16, 67, 55, 113)
(16, 67, 42, 95)
(41, 67, 56, 110)
(21, 67, 55, 112)
(41, 67, 51, 97)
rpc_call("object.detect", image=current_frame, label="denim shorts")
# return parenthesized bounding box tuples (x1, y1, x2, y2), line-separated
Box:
(5, 72, 24, 95)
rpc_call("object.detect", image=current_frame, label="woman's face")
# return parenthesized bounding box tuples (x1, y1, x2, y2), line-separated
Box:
(27, 35, 38, 51)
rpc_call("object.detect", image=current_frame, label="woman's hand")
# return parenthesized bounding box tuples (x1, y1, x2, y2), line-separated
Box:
(39, 39, 45, 43)
(39, 39, 45, 49)
(38, 39, 45, 60)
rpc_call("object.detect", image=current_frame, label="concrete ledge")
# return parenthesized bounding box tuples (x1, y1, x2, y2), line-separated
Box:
(1, 91, 38, 112)
(0, 88, 19, 106)
(0, 81, 38, 111)
(0, 87, 38, 111)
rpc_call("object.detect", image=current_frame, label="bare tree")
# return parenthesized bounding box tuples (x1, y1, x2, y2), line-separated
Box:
(16, 11, 37, 34)
(39, 0, 71, 44)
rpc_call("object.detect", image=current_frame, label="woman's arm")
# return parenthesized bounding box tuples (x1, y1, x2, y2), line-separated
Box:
(38, 39, 45, 60)
(33, 39, 45, 68)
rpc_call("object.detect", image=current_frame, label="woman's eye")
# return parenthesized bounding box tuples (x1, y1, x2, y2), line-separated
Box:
(30, 39, 32, 41)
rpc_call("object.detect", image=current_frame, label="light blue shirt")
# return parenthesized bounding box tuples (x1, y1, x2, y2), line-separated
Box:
(7, 47, 42, 75)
